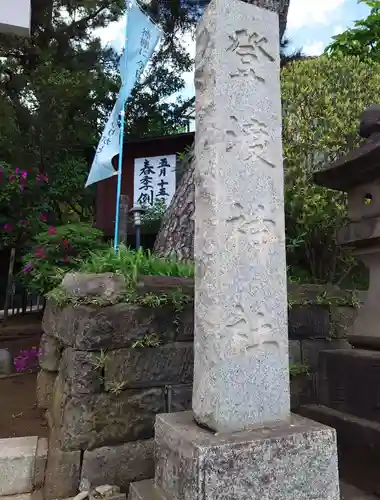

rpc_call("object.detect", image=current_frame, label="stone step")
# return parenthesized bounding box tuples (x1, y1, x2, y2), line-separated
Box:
(128, 479, 379, 500)
(0, 437, 48, 496)
(340, 483, 379, 499)
(0, 489, 43, 500)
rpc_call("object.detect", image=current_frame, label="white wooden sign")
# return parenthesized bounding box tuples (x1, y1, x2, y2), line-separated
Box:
(0, 0, 31, 36)
(133, 155, 176, 207)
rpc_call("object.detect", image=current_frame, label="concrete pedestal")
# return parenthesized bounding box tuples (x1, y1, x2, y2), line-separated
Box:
(128, 412, 340, 500)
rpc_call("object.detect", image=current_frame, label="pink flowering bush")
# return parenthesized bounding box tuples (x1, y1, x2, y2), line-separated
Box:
(0, 163, 50, 250)
(14, 346, 41, 372)
(20, 223, 106, 295)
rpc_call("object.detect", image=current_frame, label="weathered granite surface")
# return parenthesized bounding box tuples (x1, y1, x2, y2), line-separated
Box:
(104, 344, 193, 390)
(51, 376, 192, 451)
(39, 332, 62, 371)
(61, 273, 126, 300)
(36, 369, 57, 409)
(130, 412, 340, 500)
(0, 349, 12, 375)
(318, 349, 380, 421)
(80, 440, 154, 492)
(193, 0, 289, 432)
(43, 302, 194, 350)
(43, 435, 82, 500)
(41, 278, 195, 498)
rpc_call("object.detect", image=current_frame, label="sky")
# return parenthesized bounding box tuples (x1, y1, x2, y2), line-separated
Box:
(98, 0, 370, 100)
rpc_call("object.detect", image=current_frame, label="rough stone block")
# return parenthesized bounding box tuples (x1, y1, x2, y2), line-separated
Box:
(288, 306, 330, 340)
(36, 370, 56, 409)
(80, 439, 154, 492)
(55, 384, 192, 451)
(61, 272, 126, 300)
(298, 404, 380, 455)
(43, 440, 82, 500)
(104, 343, 193, 390)
(60, 348, 103, 395)
(39, 333, 62, 371)
(330, 306, 357, 339)
(318, 349, 380, 421)
(43, 303, 191, 351)
(290, 375, 314, 409)
(288, 340, 301, 365)
(153, 303, 194, 342)
(301, 339, 350, 372)
(33, 437, 48, 488)
(151, 412, 340, 500)
(0, 436, 38, 495)
(0, 348, 12, 375)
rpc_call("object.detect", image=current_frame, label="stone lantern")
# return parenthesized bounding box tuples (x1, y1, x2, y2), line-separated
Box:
(300, 106, 380, 487)
(314, 104, 380, 349)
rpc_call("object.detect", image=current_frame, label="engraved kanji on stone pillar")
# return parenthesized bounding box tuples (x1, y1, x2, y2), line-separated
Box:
(193, 0, 290, 433)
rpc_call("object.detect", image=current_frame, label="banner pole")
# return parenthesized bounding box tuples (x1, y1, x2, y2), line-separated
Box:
(113, 9, 130, 252)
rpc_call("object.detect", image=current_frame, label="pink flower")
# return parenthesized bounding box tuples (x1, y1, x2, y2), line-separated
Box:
(36, 172, 49, 184)
(9, 176, 15, 183)
(4, 223, 12, 232)
(20, 170, 27, 179)
(23, 220, 28, 226)
(48, 226, 56, 235)
(34, 247, 45, 259)
(40, 213, 47, 222)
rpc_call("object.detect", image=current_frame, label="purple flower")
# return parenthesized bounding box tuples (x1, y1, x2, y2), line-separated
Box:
(23, 263, 33, 273)
(13, 346, 39, 372)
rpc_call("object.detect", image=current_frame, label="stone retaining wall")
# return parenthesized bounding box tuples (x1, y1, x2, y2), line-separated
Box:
(287, 284, 362, 407)
(37, 281, 194, 499)
(37, 277, 361, 498)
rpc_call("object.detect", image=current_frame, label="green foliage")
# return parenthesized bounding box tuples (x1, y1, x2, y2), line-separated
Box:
(289, 363, 310, 378)
(282, 55, 380, 285)
(79, 245, 194, 286)
(20, 223, 106, 295)
(132, 334, 161, 348)
(0, 163, 50, 249)
(0, 0, 198, 242)
(0, 3, 123, 228)
(326, 1, 380, 62)
(141, 199, 167, 234)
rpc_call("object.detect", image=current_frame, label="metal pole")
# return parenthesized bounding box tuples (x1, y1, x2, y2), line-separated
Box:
(113, 11, 130, 252)
(135, 225, 141, 250)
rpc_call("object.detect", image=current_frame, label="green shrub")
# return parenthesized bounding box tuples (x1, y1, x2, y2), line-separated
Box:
(282, 55, 379, 286)
(141, 199, 167, 234)
(20, 223, 106, 295)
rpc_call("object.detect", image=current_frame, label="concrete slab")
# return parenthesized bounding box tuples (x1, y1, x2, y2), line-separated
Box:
(0, 436, 38, 496)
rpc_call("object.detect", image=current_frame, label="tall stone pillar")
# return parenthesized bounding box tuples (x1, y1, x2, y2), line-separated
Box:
(128, 0, 341, 498)
(192, 0, 289, 433)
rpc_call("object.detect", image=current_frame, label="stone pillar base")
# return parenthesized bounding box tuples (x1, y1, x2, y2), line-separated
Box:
(128, 411, 340, 500)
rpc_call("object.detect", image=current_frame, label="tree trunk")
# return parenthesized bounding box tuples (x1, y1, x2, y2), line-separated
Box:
(154, 1, 289, 262)
(153, 159, 195, 262)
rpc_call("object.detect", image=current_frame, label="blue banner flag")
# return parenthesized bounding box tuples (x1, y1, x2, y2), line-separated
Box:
(85, 0, 161, 188)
